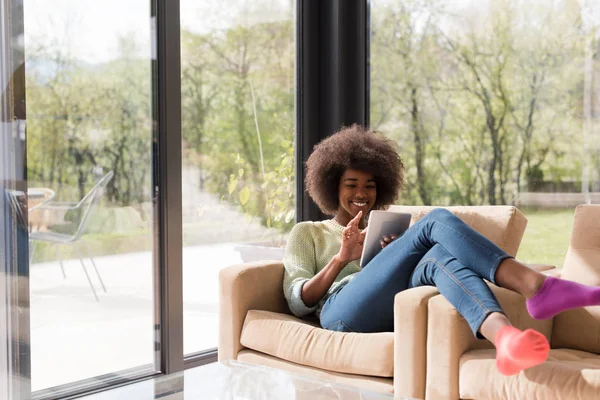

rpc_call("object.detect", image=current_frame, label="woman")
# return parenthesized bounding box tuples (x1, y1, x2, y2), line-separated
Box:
(283, 124, 600, 376)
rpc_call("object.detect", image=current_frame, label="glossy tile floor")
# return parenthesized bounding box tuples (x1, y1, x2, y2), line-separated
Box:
(81, 361, 416, 400)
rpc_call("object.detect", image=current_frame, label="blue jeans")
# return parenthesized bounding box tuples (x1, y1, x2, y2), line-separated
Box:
(320, 208, 510, 338)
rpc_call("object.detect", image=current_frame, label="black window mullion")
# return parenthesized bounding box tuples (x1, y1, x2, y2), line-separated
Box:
(154, 0, 184, 375)
(296, 0, 369, 223)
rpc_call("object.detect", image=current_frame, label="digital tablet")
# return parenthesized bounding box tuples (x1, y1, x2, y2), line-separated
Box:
(360, 210, 412, 267)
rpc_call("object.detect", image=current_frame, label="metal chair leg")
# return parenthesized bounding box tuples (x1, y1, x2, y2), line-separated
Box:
(56, 245, 67, 279)
(73, 244, 99, 302)
(81, 241, 106, 293)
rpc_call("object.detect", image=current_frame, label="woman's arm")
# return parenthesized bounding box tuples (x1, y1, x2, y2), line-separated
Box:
(301, 211, 366, 307)
(283, 213, 366, 316)
(300, 254, 347, 307)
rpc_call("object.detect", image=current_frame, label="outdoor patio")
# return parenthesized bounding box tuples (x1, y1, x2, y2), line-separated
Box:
(29, 243, 248, 391)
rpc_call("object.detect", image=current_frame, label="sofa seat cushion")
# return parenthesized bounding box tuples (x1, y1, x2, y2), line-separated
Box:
(240, 310, 394, 377)
(459, 348, 600, 400)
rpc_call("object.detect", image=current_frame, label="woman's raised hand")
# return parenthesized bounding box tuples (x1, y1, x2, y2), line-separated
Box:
(337, 211, 368, 264)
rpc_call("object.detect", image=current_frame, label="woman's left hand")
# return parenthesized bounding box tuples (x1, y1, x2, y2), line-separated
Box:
(380, 234, 398, 249)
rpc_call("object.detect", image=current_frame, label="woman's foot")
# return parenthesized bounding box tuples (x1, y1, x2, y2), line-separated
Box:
(495, 326, 550, 376)
(526, 276, 600, 320)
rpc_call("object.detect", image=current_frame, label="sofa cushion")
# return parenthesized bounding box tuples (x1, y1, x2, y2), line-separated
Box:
(240, 310, 394, 377)
(553, 204, 600, 354)
(459, 348, 600, 400)
(388, 205, 527, 257)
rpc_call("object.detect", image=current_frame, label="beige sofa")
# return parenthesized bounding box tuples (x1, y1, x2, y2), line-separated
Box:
(219, 206, 529, 397)
(425, 204, 600, 400)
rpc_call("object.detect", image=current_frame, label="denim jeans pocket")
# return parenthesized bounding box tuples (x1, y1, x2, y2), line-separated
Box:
(323, 319, 356, 333)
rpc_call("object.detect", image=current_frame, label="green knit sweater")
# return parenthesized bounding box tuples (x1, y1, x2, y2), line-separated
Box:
(283, 219, 362, 317)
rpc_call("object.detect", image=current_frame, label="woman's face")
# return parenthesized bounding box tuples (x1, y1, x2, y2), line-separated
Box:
(337, 169, 377, 221)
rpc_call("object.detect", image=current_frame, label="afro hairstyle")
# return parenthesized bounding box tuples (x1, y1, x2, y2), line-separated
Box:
(305, 124, 404, 215)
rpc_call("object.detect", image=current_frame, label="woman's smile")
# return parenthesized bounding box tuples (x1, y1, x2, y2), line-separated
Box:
(350, 200, 369, 211)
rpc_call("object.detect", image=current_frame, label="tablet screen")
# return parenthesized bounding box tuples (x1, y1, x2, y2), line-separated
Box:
(360, 211, 412, 267)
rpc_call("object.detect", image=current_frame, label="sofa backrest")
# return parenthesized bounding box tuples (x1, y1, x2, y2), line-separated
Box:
(551, 204, 600, 353)
(387, 205, 528, 258)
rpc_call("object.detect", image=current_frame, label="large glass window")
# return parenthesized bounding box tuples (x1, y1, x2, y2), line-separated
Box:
(24, 0, 158, 393)
(180, 0, 296, 355)
(370, 0, 600, 268)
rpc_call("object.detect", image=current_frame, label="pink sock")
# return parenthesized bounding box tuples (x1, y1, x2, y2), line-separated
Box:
(526, 276, 600, 320)
(495, 326, 549, 376)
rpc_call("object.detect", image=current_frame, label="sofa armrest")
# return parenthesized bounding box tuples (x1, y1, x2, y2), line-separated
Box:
(542, 268, 562, 277)
(526, 263, 563, 277)
(526, 263, 556, 272)
(218, 260, 289, 361)
(425, 285, 554, 400)
(393, 286, 440, 400)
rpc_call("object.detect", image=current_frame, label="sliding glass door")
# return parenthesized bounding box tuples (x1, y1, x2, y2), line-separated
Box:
(24, 0, 160, 395)
(1, 0, 165, 397)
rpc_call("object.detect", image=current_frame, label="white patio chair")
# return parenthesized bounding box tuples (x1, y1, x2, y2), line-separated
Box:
(29, 171, 114, 301)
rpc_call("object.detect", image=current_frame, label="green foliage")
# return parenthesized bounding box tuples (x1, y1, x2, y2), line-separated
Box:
(225, 138, 295, 233)
(27, 19, 295, 233)
(26, 34, 152, 206)
(181, 20, 295, 232)
(261, 139, 295, 230)
(371, 0, 594, 206)
(26, 1, 595, 233)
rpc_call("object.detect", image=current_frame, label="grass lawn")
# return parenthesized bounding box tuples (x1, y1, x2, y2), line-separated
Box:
(517, 207, 575, 268)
